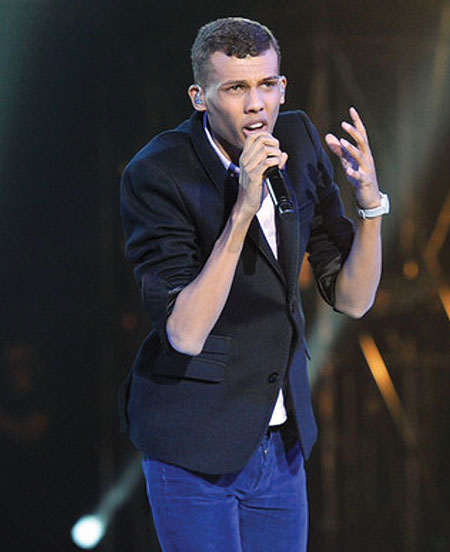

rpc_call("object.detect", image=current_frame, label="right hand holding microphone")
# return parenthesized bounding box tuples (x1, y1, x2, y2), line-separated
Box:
(237, 131, 288, 218)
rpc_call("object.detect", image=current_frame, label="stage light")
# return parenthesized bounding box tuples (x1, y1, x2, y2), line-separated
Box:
(71, 453, 142, 549)
(438, 284, 450, 323)
(424, 190, 450, 279)
(359, 333, 417, 448)
(71, 515, 106, 550)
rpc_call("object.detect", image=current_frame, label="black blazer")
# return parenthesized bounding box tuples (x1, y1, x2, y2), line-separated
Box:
(119, 110, 354, 474)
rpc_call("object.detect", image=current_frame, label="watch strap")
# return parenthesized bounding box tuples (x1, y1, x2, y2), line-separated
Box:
(357, 192, 390, 219)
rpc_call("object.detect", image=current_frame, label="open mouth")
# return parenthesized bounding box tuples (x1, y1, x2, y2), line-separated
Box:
(243, 122, 266, 135)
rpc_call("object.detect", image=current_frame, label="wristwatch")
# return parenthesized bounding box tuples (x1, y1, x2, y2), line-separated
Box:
(357, 192, 390, 219)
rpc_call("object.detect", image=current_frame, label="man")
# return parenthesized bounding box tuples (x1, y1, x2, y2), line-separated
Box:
(119, 17, 388, 551)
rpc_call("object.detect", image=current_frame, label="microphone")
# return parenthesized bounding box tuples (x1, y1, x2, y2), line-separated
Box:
(264, 166, 295, 218)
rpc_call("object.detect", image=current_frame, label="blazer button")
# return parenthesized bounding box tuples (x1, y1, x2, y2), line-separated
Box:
(268, 371, 279, 384)
(290, 303, 296, 313)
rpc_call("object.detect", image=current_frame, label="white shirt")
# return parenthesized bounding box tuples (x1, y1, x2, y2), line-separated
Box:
(203, 113, 287, 426)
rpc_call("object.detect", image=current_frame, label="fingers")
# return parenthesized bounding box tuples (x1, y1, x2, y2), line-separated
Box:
(325, 133, 361, 178)
(236, 131, 287, 215)
(349, 106, 368, 141)
(280, 151, 288, 170)
(325, 107, 380, 207)
(327, 108, 374, 166)
(240, 132, 286, 177)
(343, 163, 361, 181)
(241, 132, 280, 166)
(325, 133, 342, 157)
(321, 108, 382, 213)
(341, 107, 370, 154)
(340, 138, 363, 164)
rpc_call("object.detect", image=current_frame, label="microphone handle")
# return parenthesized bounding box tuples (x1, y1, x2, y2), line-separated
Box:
(264, 167, 295, 218)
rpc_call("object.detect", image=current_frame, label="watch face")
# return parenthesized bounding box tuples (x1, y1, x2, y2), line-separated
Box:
(380, 193, 390, 214)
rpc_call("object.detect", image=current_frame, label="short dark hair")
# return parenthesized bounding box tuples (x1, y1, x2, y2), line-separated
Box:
(191, 17, 281, 87)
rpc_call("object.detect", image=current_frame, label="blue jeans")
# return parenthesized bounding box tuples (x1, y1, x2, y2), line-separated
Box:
(141, 426, 308, 551)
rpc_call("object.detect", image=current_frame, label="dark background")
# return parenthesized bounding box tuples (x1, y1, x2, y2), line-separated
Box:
(1, 0, 449, 550)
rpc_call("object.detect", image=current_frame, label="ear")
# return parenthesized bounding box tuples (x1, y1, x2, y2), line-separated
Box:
(188, 84, 206, 112)
(279, 75, 287, 105)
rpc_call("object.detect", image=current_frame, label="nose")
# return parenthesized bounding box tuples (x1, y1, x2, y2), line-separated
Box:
(244, 87, 264, 112)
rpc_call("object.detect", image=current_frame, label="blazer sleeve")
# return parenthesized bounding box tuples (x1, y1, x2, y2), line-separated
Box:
(120, 154, 202, 348)
(299, 112, 355, 308)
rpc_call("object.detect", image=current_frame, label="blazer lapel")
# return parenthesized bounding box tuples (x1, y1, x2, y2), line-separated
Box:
(275, 169, 301, 300)
(247, 217, 285, 283)
(225, 169, 285, 283)
(189, 112, 229, 196)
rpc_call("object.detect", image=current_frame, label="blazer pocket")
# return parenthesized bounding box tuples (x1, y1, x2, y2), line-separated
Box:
(152, 334, 232, 383)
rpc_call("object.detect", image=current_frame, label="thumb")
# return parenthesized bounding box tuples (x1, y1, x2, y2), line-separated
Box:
(279, 152, 289, 170)
(325, 133, 342, 158)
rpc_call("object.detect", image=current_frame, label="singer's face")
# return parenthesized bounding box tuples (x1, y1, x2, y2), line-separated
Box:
(200, 48, 286, 164)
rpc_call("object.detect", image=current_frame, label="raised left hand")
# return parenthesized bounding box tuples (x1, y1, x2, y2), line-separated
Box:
(325, 107, 381, 210)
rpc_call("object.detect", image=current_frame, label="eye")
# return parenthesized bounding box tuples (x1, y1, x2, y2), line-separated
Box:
(229, 84, 245, 92)
(261, 80, 277, 89)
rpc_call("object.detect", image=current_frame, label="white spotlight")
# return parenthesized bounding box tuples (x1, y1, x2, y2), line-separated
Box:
(71, 515, 106, 549)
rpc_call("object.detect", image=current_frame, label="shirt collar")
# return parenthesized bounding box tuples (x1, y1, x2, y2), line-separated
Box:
(203, 112, 240, 175)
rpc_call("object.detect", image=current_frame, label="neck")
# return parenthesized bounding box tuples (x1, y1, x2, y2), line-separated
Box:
(212, 134, 241, 165)
(203, 114, 241, 165)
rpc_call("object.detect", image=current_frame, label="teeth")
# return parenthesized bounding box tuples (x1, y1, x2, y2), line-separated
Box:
(248, 123, 263, 129)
